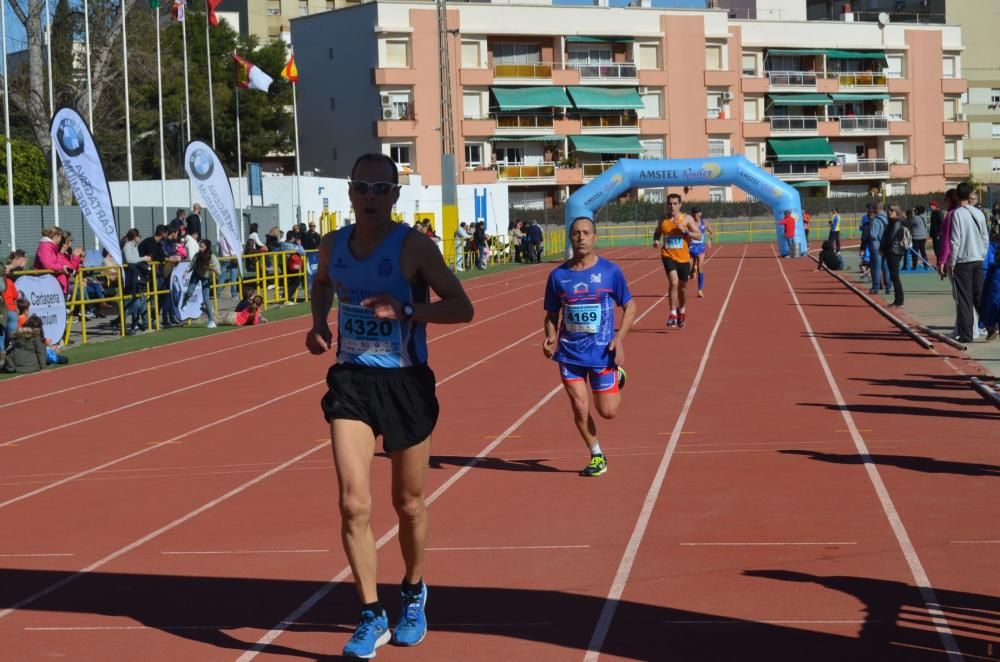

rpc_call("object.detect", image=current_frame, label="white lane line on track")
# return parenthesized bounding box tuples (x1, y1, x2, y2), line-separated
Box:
(234, 383, 566, 662)
(0, 442, 329, 622)
(949, 540, 1000, 544)
(584, 244, 745, 662)
(161, 549, 330, 555)
(0, 351, 307, 449)
(234, 250, 717, 661)
(0, 252, 658, 508)
(427, 545, 591, 551)
(773, 247, 964, 662)
(0, 259, 665, 622)
(678, 541, 857, 546)
(662, 619, 873, 625)
(0, 553, 75, 558)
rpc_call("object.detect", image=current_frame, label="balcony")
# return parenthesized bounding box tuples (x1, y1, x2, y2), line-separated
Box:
(582, 161, 617, 179)
(842, 159, 890, 178)
(493, 62, 553, 81)
(495, 114, 555, 132)
(375, 119, 418, 138)
(942, 120, 969, 137)
(768, 115, 819, 133)
(462, 117, 497, 136)
(556, 167, 583, 186)
(944, 161, 970, 178)
(769, 162, 821, 180)
(768, 71, 818, 88)
(705, 69, 738, 87)
(743, 121, 770, 139)
(836, 115, 890, 133)
(459, 67, 493, 86)
(890, 163, 915, 178)
(496, 162, 557, 181)
(741, 76, 769, 94)
(373, 68, 418, 86)
(568, 62, 637, 81)
(580, 114, 639, 132)
(831, 72, 887, 89)
(941, 78, 967, 95)
(462, 168, 498, 185)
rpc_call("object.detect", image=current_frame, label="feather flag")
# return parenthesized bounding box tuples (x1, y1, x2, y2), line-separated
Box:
(281, 54, 298, 83)
(171, 0, 185, 21)
(207, 0, 223, 26)
(233, 53, 273, 92)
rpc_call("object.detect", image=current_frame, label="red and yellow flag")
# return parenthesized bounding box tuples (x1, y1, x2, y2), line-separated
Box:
(281, 55, 298, 83)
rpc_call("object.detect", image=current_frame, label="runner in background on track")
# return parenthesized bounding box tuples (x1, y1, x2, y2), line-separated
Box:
(653, 193, 702, 328)
(687, 206, 715, 298)
(306, 153, 474, 659)
(543, 216, 637, 477)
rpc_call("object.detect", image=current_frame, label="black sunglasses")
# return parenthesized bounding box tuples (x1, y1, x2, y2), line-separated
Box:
(349, 180, 399, 196)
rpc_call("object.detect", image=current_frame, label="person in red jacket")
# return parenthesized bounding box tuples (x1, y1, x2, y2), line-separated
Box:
(779, 210, 797, 257)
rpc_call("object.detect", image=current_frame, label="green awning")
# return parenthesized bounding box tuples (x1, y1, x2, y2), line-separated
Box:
(570, 135, 644, 154)
(566, 36, 634, 44)
(769, 94, 833, 106)
(567, 86, 644, 110)
(766, 49, 827, 56)
(491, 86, 571, 110)
(768, 137, 836, 163)
(791, 181, 830, 188)
(826, 49, 887, 62)
(829, 93, 890, 102)
(490, 135, 565, 143)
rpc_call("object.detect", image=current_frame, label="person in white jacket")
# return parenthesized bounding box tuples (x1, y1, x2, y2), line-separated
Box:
(946, 182, 989, 343)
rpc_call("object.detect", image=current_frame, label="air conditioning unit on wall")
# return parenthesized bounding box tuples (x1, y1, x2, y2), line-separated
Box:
(721, 91, 733, 101)
(382, 105, 400, 120)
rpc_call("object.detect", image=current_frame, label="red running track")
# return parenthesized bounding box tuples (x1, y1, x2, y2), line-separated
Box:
(0, 244, 996, 661)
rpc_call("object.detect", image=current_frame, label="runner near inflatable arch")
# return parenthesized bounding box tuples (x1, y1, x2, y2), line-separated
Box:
(564, 156, 804, 257)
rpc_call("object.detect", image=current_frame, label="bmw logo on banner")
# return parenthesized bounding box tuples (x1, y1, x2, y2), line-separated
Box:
(49, 107, 123, 266)
(188, 148, 215, 181)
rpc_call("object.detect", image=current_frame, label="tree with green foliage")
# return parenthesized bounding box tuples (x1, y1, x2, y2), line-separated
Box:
(0, 137, 50, 205)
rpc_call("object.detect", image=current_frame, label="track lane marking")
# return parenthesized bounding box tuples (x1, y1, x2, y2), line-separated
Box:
(584, 245, 746, 662)
(773, 247, 964, 662)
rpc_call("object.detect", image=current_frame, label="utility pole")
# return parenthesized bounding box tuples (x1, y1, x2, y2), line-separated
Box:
(436, 0, 459, 267)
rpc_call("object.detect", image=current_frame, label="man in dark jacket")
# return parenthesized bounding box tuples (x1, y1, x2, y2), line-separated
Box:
(186, 203, 203, 239)
(526, 220, 544, 263)
(929, 200, 944, 265)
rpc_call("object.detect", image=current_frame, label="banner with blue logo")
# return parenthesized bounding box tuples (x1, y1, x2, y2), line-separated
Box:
(49, 107, 122, 266)
(306, 251, 320, 292)
(184, 140, 243, 263)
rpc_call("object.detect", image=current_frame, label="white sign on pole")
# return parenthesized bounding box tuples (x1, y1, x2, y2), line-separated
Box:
(184, 140, 243, 263)
(169, 262, 204, 321)
(49, 107, 123, 265)
(15, 275, 66, 344)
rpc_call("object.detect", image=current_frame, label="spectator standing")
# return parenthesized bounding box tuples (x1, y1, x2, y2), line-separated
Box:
(186, 203, 203, 239)
(526, 220, 544, 263)
(278, 231, 307, 302)
(942, 182, 989, 343)
(828, 208, 841, 253)
(453, 222, 471, 272)
(868, 202, 889, 295)
(156, 226, 183, 327)
(473, 221, 487, 269)
(139, 225, 166, 259)
(909, 205, 930, 270)
(301, 221, 322, 250)
(170, 208, 187, 234)
(929, 200, 944, 264)
(511, 221, 526, 263)
(778, 209, 796, 256)
(34, 228, 77, 294)
(880, 204, 907, 308)
(183, 239, 221, 328)
(980, 227, 1000, 341)
(216, 231, 240, 298)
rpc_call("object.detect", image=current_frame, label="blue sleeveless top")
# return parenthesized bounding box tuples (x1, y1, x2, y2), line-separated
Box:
(689, 220, 707, 246)
(328, 223, 428, 368)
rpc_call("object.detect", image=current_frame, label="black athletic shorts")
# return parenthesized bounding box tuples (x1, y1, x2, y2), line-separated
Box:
(321, 363, 439, 453)
(661, 257, 691, 282)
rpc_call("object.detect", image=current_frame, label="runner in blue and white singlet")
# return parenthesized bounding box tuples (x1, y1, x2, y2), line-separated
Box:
(688, 206, 714, 298)
(543, 216, 636, 477)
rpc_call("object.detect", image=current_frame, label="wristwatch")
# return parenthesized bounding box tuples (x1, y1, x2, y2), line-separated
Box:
(402, 303, 415, 321)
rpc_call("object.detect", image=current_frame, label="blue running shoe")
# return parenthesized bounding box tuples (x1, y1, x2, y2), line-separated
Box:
(392, 582, 428, 647)
(343, 609, 390, 659)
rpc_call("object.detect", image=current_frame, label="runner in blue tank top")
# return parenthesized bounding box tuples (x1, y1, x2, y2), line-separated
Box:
(306, 153, 474, 659)
(687, 206, 715, 298)
(543, 216, 636, 477)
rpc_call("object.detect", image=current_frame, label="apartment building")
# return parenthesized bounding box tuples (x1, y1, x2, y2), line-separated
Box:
(290, 0, 968, 209)
(219, 0, 359, 41)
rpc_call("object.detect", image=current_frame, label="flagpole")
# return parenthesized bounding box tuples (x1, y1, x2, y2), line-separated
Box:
(44, 0, 59, 226)
(180, 1, 193, 206)
(292, 78, 302, 226)
(122, 0, 135, 228)
(82, 0, 94, 129)
(205, 0, 216, 149)
(235, 84, 244, 239)
(154, 2, 167, 224)
(1, 1, 15, 248)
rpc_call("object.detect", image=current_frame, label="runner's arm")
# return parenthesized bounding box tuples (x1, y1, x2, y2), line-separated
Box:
(411, 232, 475, 324)
(617, 298, 637, 339)
(306, 232, 336, 354)
(542, 310, 560, 359)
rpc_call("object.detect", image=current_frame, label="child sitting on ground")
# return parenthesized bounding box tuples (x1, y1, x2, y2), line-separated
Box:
(4, 315, 47, 373)
(218, 288, 268, 326)
(16, 298, 30, 328)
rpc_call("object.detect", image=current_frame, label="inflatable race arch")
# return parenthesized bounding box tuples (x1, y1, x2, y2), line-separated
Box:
(564, 156, 804, 257)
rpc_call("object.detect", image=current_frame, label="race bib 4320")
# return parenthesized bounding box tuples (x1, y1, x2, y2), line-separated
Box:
(339, 303, 402, 356)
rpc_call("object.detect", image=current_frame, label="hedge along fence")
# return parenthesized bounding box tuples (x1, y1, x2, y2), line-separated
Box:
(509, 192, 951, 226)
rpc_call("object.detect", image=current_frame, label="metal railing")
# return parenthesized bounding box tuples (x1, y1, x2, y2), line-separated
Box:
(496, 113, 555, 129)
(842, 159, 890, 176)
(496, 162, 557, 180)
(831, 71, 887, 87)
(569, 61, 637, 79)
(446, 229, 565, 271)
(580, 114, 639, 129)
(768, 70, 818, 87)
(582, 162, 616, 177)
(768, 115, 819, 131)
(493, 62, 553, 79)
(769, 162, 821, 177)
(837, 115, 889, 131)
